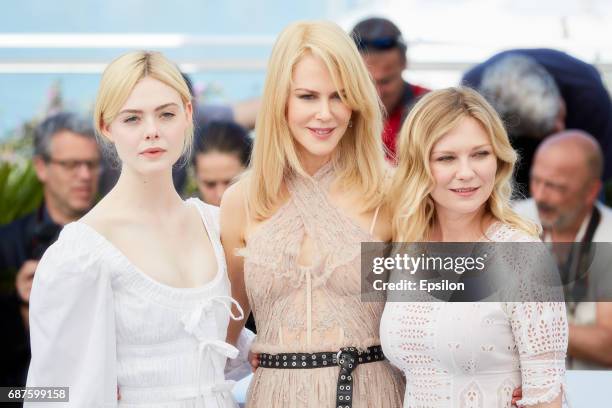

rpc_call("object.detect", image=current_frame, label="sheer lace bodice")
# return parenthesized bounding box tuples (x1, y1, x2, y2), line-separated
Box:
(240, 164, 404, 407)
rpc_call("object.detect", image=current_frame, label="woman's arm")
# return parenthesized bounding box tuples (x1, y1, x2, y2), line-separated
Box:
(220, 181, 251, 346)
(25, 231, 117, 407)
(509, 301, 567, 408)
(527, 394, 562, 408)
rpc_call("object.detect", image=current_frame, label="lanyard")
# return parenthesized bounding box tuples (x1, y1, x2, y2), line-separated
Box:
(559, 206, 601, 313)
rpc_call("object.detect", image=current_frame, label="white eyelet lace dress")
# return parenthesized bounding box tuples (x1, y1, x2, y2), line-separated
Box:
(380, 223, 568, 408)
(26, 199, 246, 408)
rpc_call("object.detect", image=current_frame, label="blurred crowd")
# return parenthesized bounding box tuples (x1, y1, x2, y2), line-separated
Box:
(1, 16, 612, 390)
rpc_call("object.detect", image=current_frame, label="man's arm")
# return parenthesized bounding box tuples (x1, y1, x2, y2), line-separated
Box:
(568, 302, 612, 366)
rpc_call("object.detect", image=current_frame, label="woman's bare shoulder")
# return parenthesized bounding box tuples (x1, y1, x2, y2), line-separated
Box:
(78, 197, 131, 239)
(221, 177, 249, 214)
(79, 199, 114, 233)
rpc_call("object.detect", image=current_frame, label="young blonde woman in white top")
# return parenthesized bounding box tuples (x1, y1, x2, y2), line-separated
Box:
(26, 51, 249, 407)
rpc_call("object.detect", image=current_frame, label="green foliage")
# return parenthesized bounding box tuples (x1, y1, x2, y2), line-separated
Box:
(182, 166, 200, 199)
(0, 161, 43, 225)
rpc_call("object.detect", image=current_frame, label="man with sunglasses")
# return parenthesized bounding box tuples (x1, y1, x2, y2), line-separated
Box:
(0, 112, 100, 388)
(350, 17, 429, 162)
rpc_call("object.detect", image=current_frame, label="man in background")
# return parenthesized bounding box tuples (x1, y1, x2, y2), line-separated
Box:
(350, 17, 429, 162)
(463, 49, 612, 192)
(0, 112, 101, 386)
(514, 130, 612, 369)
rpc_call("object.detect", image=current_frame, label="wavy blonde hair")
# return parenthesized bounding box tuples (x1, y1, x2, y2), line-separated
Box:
(247, 20, 386, 219)
(389, 86, 539, 241)
(93, 50, 194, 158)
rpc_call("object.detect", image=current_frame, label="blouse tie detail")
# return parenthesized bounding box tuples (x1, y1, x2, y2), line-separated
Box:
(181, 295, 245, 407)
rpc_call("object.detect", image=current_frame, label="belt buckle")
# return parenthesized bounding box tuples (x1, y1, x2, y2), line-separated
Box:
(336, 348, 358, 371)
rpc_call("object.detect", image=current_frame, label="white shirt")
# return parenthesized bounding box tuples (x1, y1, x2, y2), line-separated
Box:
(512, 199, 612, 243)
(26, 198, 247, 408)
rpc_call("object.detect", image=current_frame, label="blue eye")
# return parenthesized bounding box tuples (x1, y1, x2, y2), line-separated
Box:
(474, 151, 490, 158)
(124, 116, 138, 123)
(437, 156, 454, 162)
(161, 112, 175, 119)
(298, 94, 315, 100)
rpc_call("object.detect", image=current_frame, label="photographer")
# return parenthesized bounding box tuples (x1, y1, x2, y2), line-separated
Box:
(0, 112, 100, 387)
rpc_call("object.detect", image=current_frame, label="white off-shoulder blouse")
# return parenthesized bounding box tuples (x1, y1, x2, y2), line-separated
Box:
(26, 198, 251, 408)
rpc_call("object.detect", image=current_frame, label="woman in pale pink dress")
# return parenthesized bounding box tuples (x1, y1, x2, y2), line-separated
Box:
(221, 21, 404, 407)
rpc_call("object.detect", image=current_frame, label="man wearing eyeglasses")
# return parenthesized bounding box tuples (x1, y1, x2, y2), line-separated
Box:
(350, 17, 429, 163)
(0, 112, 100, 388)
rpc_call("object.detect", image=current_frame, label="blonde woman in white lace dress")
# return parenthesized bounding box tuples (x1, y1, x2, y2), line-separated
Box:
(26, 51, 250, 407)
(381, 87, 568, 408)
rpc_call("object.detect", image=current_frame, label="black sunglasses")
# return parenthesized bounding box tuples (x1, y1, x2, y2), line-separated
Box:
(355, 36, 406, 52)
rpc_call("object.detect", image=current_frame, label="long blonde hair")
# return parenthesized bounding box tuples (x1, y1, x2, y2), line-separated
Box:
(389, 86, 539, 241)
(247, 20, 386, 219)
(93, 50, 194, 158)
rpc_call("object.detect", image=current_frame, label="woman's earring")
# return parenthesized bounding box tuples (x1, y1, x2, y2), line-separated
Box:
(348, 120, 353, 128)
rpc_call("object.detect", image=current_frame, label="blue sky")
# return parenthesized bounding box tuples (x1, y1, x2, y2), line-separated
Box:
(0, 0, 357, 139)
(1, 0, 610, 140)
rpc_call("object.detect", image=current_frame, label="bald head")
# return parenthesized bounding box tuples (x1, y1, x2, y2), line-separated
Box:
(530, 130, 603, 232)
(535, 130, 603, 180)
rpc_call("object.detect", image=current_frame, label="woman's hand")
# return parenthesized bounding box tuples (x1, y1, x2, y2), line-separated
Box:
(249, 350, 260, 372)
(512, 386, 522, 406)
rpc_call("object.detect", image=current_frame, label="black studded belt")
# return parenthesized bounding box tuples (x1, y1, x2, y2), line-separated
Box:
(259, 345, 385, 408)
